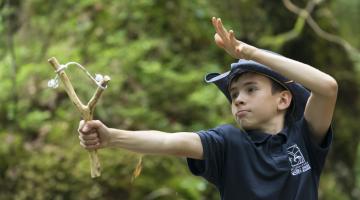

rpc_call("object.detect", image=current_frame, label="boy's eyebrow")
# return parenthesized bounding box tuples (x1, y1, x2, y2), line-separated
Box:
(230, 81, 257, 92)
(243, 81, 257, 87)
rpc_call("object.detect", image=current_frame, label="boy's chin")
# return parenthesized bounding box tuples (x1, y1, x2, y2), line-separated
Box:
(236, 120, 253, 131)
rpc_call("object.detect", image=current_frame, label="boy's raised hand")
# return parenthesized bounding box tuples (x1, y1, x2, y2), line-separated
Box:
(212, 17, 256, 60)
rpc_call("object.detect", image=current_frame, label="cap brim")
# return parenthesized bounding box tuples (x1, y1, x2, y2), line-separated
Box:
(205, 71, 232, 101)
(205, 71, 230, 83)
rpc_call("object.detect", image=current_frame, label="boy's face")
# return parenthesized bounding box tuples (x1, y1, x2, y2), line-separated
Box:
(229, 72, 291, 131)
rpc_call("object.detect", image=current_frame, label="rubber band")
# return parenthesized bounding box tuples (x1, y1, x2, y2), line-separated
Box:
(48, 62, 109, 90)
(55, 64, 68, 73)
(96, 83, 107, 90)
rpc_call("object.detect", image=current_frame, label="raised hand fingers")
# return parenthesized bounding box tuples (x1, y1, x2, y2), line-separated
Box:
(212, 17, 217, 29)
(212, 17, 224, 37)
(229, 30, 235, 42)
(217, 18, 228, 37)
(229, 29, 240, 46)
(212, 17, 228, 39)
(211, 16, 246, 59)
(214, 33, 225, 48)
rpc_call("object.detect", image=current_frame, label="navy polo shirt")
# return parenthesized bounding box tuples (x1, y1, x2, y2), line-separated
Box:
(187, 118, 332, 200)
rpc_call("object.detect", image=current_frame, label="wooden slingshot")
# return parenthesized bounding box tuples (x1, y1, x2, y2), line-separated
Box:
(48, 57, 110, 178)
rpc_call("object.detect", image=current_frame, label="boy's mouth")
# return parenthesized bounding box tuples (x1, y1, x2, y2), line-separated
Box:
(236, 110, 249, 118)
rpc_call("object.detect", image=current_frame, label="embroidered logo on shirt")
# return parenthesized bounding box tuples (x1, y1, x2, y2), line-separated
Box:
(287, 144, 311, 176)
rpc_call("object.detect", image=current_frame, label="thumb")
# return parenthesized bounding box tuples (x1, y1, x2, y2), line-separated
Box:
(78, 120, 85, 132)
(82, 120, 102, 132)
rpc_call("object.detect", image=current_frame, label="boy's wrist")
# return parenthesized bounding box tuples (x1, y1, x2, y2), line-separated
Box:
(107, 128, 121, 148)
(241, 44, 257, 60)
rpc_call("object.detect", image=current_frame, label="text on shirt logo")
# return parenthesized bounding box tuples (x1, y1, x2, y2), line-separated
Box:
(287, 144, 311, 176)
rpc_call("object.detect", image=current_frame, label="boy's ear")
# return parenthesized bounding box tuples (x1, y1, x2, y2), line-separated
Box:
(277, 90, 292, 111)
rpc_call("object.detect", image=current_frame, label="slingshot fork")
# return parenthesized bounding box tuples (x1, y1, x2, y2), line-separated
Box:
(48, 57, 110, 178)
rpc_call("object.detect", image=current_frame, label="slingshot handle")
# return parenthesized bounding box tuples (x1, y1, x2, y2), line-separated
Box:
(89, 149, 101, 177)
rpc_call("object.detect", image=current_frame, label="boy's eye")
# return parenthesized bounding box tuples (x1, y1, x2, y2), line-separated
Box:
(247, 86, 257, 93)
(230, 92, 238, 100)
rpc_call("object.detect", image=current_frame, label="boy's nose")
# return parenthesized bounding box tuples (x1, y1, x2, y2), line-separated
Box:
(234, 94, 245, 106)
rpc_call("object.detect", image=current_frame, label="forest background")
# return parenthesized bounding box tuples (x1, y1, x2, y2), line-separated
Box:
(1, 0, 360, 199)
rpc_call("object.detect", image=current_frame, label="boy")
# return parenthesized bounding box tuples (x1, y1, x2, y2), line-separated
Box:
(78, 17, 337, 199)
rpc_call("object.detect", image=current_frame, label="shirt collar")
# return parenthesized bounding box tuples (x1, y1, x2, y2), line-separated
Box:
(245, 126, 289, 144)
(246, 130, 271, 144)
(278, 125, 290, 140)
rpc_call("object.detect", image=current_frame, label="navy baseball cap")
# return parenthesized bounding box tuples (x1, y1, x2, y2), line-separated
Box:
(205, 59, 310, 121)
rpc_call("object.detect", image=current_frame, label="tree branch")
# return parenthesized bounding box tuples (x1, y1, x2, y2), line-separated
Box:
(282, 0, 360, 59)
(258, 0, 317, 50)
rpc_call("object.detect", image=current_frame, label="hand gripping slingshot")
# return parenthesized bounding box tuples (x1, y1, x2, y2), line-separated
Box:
(47, 57, 110, 178)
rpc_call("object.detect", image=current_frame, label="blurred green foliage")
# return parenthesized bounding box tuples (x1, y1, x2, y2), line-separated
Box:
(1, 0, 360, 199)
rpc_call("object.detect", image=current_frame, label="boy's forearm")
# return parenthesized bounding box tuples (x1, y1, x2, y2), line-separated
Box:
(108, 128, 171, 155)
(248, 48, 338, 97)
(107, 129, 203, 159)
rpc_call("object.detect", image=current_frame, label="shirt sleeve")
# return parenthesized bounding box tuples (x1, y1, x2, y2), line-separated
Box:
(299, 118, 333, 174)
(186, 127, 226, 186)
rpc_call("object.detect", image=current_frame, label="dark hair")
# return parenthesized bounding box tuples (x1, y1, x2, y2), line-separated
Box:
(269, 78, 296, 124)
(271, 79, 287, 94)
